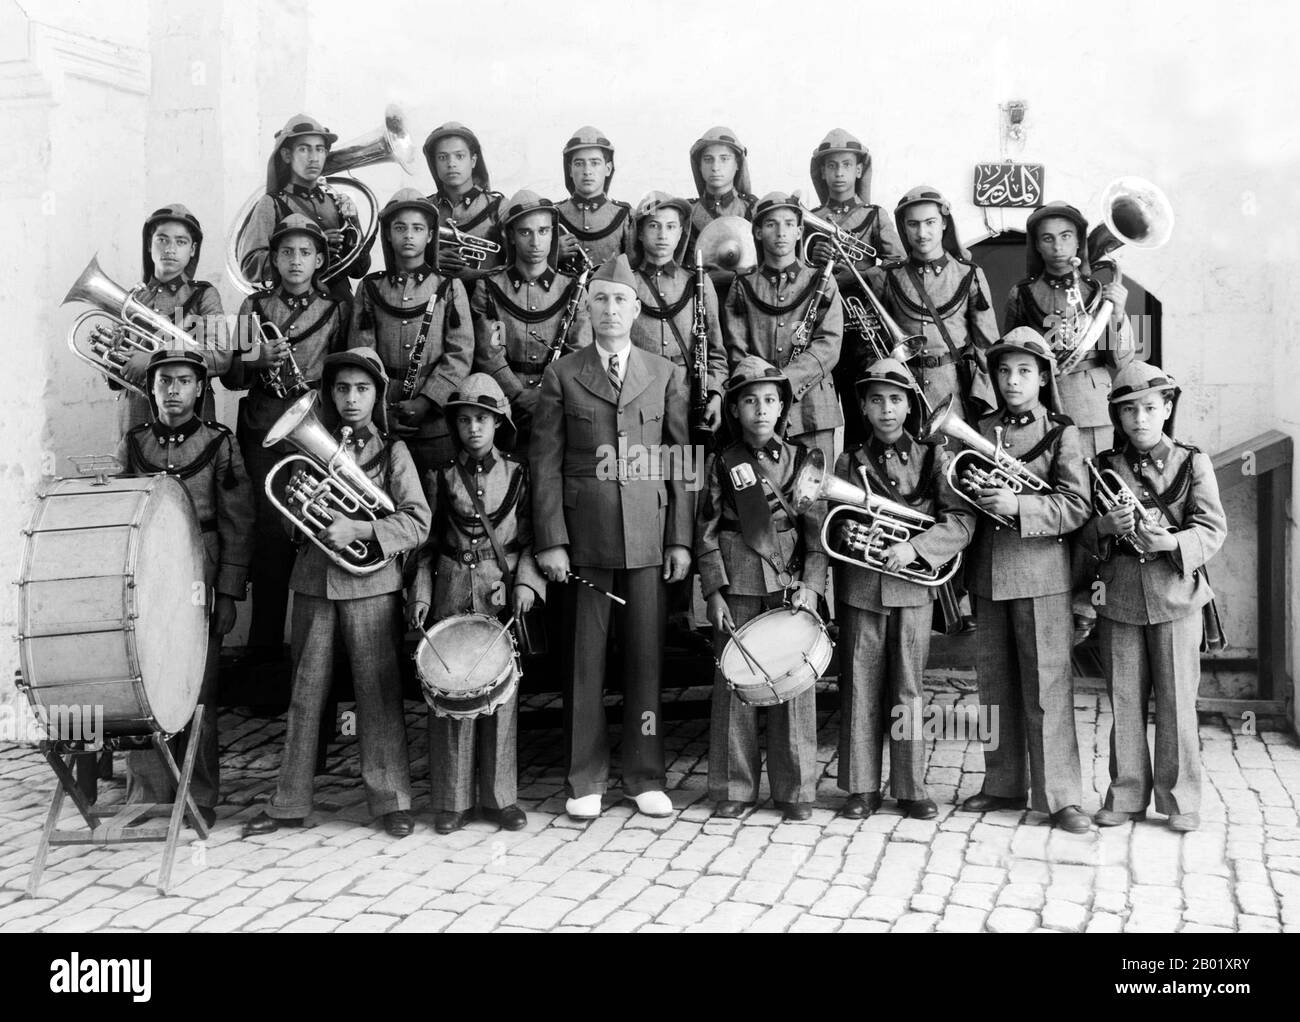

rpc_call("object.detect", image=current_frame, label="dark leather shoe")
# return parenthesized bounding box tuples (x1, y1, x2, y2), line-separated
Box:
(712, 800, 754, 819)
(899, 798, 938, 820)
(840, 792, 882, 819)
(241, 811, 302, 837)
(960, 791, 1027, 813)
(775, 801, 813, 822)
(1094, 807, 1145, 827)
(481, 805, 527, 831)
(434, 810, 470, 835)
(384, 810, 414, 838)
(961, 614, 978, 633)
(1051, 806, 1092, 833)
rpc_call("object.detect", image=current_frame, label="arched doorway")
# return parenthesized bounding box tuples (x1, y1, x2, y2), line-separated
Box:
(970, 232, 1163, 366)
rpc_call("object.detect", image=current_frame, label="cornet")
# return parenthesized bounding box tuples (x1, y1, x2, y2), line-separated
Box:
(1085, 458, 1165, 557)
(790, 448, 960, 587)
(918, 395, 1050, 528)
(226, 104, 418, 295)
(801, 207, 877, 264)
(63, 255, 200, 397)
(263, 391, 397, 575)
(438, 221, 501, 268)
(254, 313, 308, 400)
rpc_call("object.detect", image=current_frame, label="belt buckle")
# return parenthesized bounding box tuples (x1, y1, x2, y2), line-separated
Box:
(922, 355, 940, 369)
(459, 550, 476, 565)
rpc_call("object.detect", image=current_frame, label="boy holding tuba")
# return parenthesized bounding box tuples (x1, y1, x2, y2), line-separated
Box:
(243, 348, 430, 839)
(827, 358, 974, 820)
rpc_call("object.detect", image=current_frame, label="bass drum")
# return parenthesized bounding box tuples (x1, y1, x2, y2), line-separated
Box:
(17, 474, 208, 737)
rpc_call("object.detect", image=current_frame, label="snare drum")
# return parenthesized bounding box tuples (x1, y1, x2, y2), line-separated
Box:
(415, 613, 519, 719)
(16, 474, 208, 737)
(718, 606, 833, 707)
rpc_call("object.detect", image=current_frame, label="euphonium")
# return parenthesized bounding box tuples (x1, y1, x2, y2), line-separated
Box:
(226, 103, 418, 295)
(263, 391, 397, 575)
(1055, 176, 1173, 375)
(1085, 458, 1164, 556)
(918, 394, 1050, 528)
(790, 448, 960, 587)
(63, 254, 200, 397)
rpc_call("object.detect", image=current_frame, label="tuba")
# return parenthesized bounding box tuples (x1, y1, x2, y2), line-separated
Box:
(790, 448, 960, 587)
(225, 104, 418, 295)
(64, 254, 202, 397)
(695, 215, 758, 274)
(263, 391, 397, 575)
(918, 394, 1050, 528)
(1056, 176, 1173, 375)
(1084, 458, 1165, 557)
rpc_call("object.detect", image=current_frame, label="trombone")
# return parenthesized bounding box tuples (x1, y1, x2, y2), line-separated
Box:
(226, 103, 418, 295)
(918, 395, 1051, 528)
(790, 447, 960, 587)
(63, 254, 200, 397)
(263, 391, 397, 575)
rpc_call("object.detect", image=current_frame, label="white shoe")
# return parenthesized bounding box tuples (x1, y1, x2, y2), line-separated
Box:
(566, 794, 603, 820)
(631, 790, 674, 818)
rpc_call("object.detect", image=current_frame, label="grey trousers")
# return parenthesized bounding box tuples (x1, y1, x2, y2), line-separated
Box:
(974, 592, 1082, 813)
(709, 593, 819, 804)
(268, 592, 412, 819)
(125, 629, 221, 809)
(836, 601, 930, 800)
(1100, 613, 1203, 816)
(562, 565, 666, 799)
(428, 692, 518, 813)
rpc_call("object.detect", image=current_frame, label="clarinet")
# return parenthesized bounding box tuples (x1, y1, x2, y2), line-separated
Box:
(546, 262, 593, 371)
(690, 258, 711, 440)
(787, 256, 836, 365)
(400, 292, 441, 401)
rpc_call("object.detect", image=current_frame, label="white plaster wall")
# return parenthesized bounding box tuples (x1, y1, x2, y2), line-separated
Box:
(2, 0, 1296, 726)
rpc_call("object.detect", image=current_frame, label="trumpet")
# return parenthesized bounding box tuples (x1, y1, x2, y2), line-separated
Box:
(918, 394, 1050, 528)
(63, 255, 200, 397)
(790, 447, 959, 586)
(801, 207, 877, 264)
(254, 313, 309, 400)
(439, 222, 501, 268)
(1055, 176, 1173, 375)
(1085, 458, 1165, 556)
(263, 391, 397, 575)
(226, 104, 418, 295)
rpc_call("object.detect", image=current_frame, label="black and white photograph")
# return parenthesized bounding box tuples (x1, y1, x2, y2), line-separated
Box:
(0, 0, 1295, 981)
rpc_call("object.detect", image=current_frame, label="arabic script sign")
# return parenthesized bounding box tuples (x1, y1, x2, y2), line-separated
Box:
(973, 163, 1045, 207)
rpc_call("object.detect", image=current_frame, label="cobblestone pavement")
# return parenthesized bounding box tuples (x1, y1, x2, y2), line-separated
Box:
(0, 675, 1297, 934)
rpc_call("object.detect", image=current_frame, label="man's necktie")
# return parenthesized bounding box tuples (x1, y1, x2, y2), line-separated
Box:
(608, 353, 622, 395)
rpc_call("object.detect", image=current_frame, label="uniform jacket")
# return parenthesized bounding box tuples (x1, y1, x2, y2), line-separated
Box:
(555, 194, 634, 271)
(723, 261, 844, 436)
(1075, 436, 1226, 625)
(964, 404, 1091, 600)
(630, 259, 728, 397)
(471, 265, 593, 402)
(695, 437, 829, 599)
(349, 266, 474, 442)
(530, 343, 692, 569)
(115, 416, 254, 599)
(827, 432, 975, 611)
(409, 448, 547, 617)
(239, 184, 371, 291)
(431, 187, 505, 273)
(112, 275, 228, 429)
(287, 423, 431, 600)
(1003, 274, 1136, 429)
(869, 256, 999, 412)
(223, 287, 350, 442)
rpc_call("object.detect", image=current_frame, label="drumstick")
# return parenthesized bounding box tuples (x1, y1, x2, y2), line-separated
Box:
(566, 572, 628, 606)
(416, 632, 452, 674)
(465, 615, 517, 685)
(723, 621, 774, 685)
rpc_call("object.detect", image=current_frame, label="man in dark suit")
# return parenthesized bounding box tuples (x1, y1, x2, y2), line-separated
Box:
(531, 254, 693, 821)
